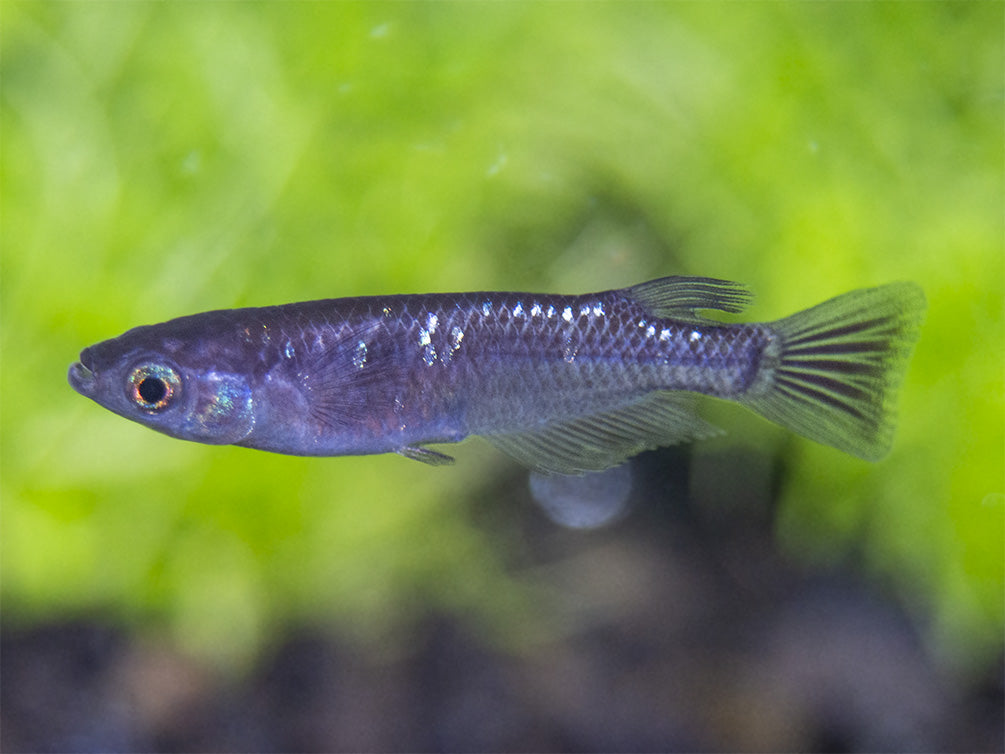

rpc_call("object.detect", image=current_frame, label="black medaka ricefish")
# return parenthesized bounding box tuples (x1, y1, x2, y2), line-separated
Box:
(68, 276, 925, 474)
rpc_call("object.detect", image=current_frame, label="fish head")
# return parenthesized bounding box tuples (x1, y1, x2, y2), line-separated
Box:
(68, 318, 255, 446)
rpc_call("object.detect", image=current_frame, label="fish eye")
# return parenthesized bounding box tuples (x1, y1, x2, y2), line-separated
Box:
(127, 364, 181, 412)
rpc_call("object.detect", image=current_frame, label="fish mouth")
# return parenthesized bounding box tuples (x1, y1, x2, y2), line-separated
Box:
(68, 349, 96, 396)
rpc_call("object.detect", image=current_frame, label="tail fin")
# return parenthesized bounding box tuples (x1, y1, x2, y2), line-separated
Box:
(741, 282, 926, 460)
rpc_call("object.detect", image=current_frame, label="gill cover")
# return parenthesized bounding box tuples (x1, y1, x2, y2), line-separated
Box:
(166, 368, 254, 445)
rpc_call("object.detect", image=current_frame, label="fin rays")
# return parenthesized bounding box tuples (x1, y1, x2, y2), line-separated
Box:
(486, 391, 720, 475)
(626, 276, 751, 321)
(741, 282, 925, 461)
(299, 321, 401, 431)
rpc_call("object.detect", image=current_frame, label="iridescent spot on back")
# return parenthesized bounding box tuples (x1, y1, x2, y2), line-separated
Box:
(353, 340, 367, 369)
(450, 326, 464, 351)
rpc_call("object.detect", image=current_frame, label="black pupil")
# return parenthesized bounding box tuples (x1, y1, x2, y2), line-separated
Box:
(138, 377, 167, 405)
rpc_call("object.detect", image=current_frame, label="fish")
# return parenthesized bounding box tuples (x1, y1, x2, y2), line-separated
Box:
(68, 276, 925, 474)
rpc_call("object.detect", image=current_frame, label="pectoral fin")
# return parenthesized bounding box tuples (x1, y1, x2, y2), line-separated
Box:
(300, 321, 402, 431)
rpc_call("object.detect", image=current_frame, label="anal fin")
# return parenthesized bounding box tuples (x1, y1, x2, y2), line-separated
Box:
(485, 391, 720, 475)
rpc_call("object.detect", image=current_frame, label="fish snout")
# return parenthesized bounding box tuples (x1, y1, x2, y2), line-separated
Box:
(68, 353, 96, 396)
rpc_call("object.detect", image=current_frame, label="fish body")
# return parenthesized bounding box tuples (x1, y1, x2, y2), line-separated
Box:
(68, 276, 925, 473)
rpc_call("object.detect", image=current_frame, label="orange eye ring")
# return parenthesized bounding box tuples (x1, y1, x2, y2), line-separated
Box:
(127, 364, 181, 411)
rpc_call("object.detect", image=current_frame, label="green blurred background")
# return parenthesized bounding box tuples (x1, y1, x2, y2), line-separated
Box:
(2, 1, 1002, 746)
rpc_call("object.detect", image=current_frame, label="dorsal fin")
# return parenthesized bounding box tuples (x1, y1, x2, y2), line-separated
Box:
(625, 276, 751, 322)
(485, 391, 721, 475)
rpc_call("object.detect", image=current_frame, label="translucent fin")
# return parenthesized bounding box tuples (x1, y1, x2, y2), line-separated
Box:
(626, 276, 751, 321)
(301, 322, 401, 431)
(486, 392, 721, 475)
(397, 445, 455, 465)
(741, 282, 925, 461)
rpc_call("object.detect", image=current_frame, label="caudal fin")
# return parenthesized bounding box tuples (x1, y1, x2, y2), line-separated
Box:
(741, 282, 926, 460)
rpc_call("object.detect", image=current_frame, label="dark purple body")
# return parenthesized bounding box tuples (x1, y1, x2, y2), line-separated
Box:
(69, 276, 924, 470)
(93, 290, 766, 456)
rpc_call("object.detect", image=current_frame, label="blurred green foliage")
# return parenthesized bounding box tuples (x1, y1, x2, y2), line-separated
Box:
(2, 2, 1001, 672)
